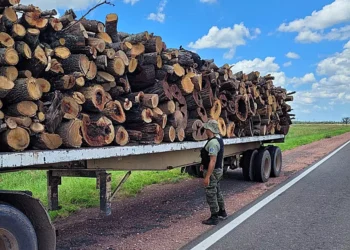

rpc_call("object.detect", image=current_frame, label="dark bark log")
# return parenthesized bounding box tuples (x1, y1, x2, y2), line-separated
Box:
(81, 84, 107, 112)
(4, 77, 42, 103)
(31, 133, 62, 150)
(103, 100, 126, 124)
(128, 64, 156, 91)
(56, 119, 83, 148)
(105, 13, 120, 43)
(185, 119, 207, 141)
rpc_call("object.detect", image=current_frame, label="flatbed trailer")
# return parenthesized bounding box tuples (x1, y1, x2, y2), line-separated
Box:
(0, 134, 284, 250)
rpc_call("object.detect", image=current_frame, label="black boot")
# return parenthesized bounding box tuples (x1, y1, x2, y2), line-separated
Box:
(202, 213, 219, 225)
(218, 209, 227, 219)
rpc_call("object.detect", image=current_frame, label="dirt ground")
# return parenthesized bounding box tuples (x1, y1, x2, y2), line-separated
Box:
(55, 132, 350, 250)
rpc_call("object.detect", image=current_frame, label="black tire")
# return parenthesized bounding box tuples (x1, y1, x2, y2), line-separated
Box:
(242, 150, 258, 181)
(186, 165, 198, 177)
(253, 149, 272, 183)
(0, 204, 38, 250)
(268, 146, 282, 177)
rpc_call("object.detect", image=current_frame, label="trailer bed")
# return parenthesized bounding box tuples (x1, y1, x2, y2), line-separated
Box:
(0, 135, 284, 171)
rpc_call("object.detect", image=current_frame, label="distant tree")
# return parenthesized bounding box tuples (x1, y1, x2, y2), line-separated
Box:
(342, 117, 350, 125)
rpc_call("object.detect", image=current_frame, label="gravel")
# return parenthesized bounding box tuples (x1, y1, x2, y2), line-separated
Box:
(56, 132, 350, 250)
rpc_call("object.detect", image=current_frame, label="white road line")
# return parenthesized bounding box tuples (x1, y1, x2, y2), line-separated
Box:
(191, 140, 350, 250)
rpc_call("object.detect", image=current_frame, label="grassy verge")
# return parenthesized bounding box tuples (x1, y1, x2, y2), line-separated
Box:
(275, 124, 350, 151)
(0, 124, 349, 219)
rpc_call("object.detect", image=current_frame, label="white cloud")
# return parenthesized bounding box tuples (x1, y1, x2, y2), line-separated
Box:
(290, 73, 316, 86)
(20, 0, 102, 11)
(188, 23, 260, 59)
(200, 0, 217, 3)
(283, 61, 292, 67)
(278, 0, 350, 43)
(148, 0, 167, 23)
(123, 0, 140, 5)
(286, 52, 300, 59)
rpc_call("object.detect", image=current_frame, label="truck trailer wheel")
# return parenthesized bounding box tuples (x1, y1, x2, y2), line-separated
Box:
(253, 149, 272, 183)
(268, 146, 282, 177)
(242, 150, 258, 181)
(0, 204, 38, 250)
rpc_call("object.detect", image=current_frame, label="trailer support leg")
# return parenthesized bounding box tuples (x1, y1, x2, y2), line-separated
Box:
(47, 170, 61, 211)
(98, 172, 112, 216)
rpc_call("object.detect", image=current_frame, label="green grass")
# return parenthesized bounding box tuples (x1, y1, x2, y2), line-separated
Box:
(0, 124, 349, 220)
(275, 124, 350, 151)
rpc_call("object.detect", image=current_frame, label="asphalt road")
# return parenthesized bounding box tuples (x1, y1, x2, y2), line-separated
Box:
(184, 141, 350, 250)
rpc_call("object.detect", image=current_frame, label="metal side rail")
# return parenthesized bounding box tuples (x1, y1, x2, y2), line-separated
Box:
(0, 135, 284, 171)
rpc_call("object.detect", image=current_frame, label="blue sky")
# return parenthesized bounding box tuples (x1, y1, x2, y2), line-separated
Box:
(25, 0, 350, 121)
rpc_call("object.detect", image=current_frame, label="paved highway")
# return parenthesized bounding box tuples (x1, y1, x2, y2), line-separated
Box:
(184, 141, 350, 250)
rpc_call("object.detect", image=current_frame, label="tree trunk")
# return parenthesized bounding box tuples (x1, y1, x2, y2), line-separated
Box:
(144, 36, 162, 53)
(0, 127, 30, 151)
(106, 57, 125, 77)
(80, 18, 104, 33)
(126, 123, 163, 144)
(0, 66, 18, 81)
(56, 119, 83, 148)
(81, 84, 107, 112)
(163, 126, 176, 142)
(126, 107, 153, 124)
(51, 75, 75, 90)
(123, 31, 149, 44)
(128, 64, 156, 90)
(81, 113, 114, 147)
(20, 45, 47, 77)
(61, 96, 80, 120)
(11, 23, 26, 40)
(0, 75, 14, 98)
(0, 47, 19, 65)
(185, 119, 207, 141)
(103, 100, 126, 124)
(105, 13, 120, 43)
(126, 129, 142, 142)
(4, 77, 42, 103)
(143, 80, 172, 102)
(158, 100, 175, 115)
(185, 90, 203, 110)
(141, 94, 159, 108)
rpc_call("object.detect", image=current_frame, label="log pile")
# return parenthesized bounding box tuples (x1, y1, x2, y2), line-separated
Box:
(0, 1, 294, 152)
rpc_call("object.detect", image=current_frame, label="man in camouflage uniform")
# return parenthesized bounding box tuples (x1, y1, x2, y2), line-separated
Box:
(200, 119, 227, 225)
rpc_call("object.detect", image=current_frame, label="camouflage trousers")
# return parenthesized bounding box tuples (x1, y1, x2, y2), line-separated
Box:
(203, 168, 225, 214)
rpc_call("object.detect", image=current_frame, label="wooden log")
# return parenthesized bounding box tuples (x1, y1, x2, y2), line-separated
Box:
(143, 80, 172, 102)
(0, 127, 30, 151)
(113, 125, 129, 146)
(87, 37, 106, 53)
(128, 57, 138, 73)
(260, 125, 267, 136)
(36, 78, 51, 93)
(201, 83, 213, 109)
(217, 117, 227, 137)
(106, 57, 125, 77)
(185, 119, 207, 141)
(185, 90, 202, 110)
(105, 13, 120, 43)
(80, 18, 104, 33)
(126, 107, 153, 124)
(232, 95, 248, 122)
(30, 122, 45, 133)
(54, 46, 71, 59)
(95, 71, 115, 84)
(61, 96, 80, 120)
(126, 129, 142, 142)
(0, 47, 19, 66)
(103, 100, 126, 124)
(226, 122, 235, 138)
(115, 97, 132, 111)
(4, 78, 41, 103)
(0, 32, 14, 48)
(81, 113, 114, 147)
(0, 66, 17, 81)
(127, 123, 164, 144)
(21, 10, 48, 30)
(81, 84, 107, 112)
(158, 100, 175, 115)
(144, 36, 162, 53)
(98, 50, 114, 61)
(163, 126, 175, 142)
(128, 64, 156, 90)
(96, 32, 112, 44)
(4, 117, 16, 129)
(141, 94, 159, 109)
(4, 101, 37, 117)
(175, 127, 185, 142)
(207, 99, 222, 120)
(17, 70, 32, 78)
(5, 116, 31, 127)
(60, 54, 90, 77)
(179, 72, 194, 95)
(123, 31, 149, 44)
(23, 28, 39, 49)
(189, 106, 208, 123)
(11, 23, 26, 40)
(20, 45, 47, 77)
(0, 75, 13, 99)
(115, 74, 131, 93)
(31, 133, 62, 150)
(0, 0, 20, 7)
(56, 119, 82, 148)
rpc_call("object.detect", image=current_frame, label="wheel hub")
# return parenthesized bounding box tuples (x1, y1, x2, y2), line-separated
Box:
(0, 228, 19, 250)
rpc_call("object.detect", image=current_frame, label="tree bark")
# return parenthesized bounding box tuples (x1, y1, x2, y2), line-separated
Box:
(56, 119, 82, 148)
(4, 77, 42, 103)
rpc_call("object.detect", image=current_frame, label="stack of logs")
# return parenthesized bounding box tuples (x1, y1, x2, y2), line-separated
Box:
(0, 1, 294, 152)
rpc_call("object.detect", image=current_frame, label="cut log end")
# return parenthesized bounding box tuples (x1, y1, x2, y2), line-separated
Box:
(115, 125, 129, 146)
(81, 114, 115, 147)
(31, 133, 62, 150)
(0, 127, 30, 151)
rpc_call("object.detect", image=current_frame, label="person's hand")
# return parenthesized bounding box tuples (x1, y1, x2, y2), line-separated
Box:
(200, 165, 203, 172)
(204, 177, 210, 187)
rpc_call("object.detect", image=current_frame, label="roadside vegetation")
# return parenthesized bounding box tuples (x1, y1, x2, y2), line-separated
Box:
(0, 124, 349, 219)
